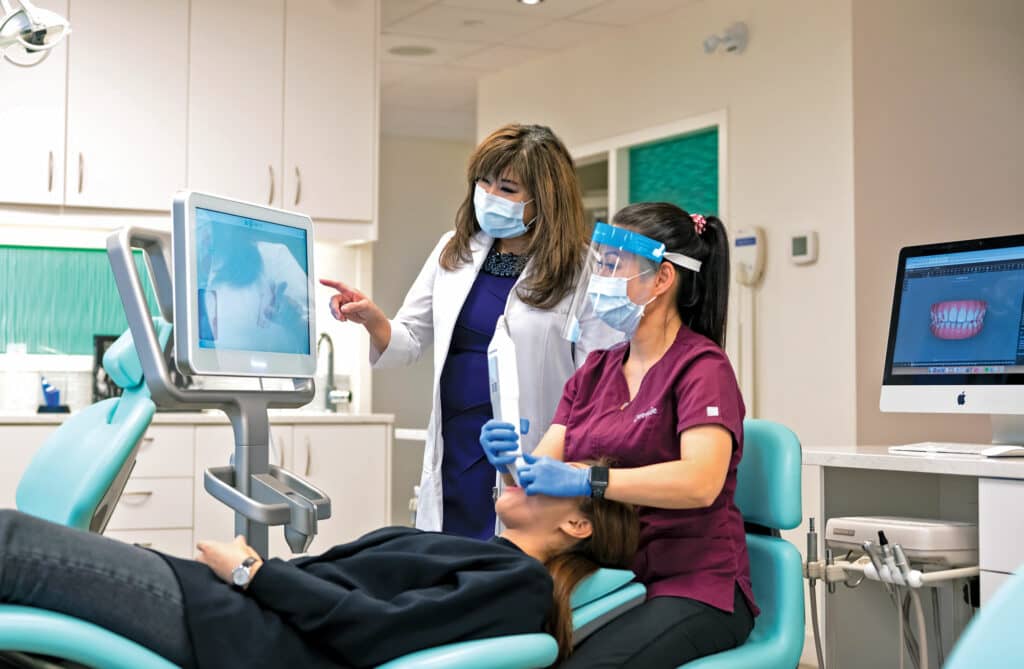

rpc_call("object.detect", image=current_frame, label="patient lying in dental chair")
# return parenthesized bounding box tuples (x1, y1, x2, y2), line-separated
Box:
(0, 481, 636, 669)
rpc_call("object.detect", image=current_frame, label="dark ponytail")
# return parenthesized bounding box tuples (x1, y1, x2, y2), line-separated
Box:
(611, 202, 730, 348)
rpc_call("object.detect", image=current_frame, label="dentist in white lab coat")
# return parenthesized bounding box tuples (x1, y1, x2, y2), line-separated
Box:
(321, 124, 597, 536)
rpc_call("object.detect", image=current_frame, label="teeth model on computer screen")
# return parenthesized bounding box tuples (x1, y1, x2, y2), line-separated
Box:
(930, 300, 987, 340)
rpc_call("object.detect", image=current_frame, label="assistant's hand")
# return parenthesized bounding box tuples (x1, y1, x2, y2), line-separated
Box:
(480, 419, 522, 472)
(196, 535, 262, 586)
(517, 452, 591, 497)
(319, 278, 386, 327)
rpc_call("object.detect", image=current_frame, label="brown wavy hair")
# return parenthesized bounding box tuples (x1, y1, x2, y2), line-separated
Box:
(544, 469, 639, 662)
(440, 123, 587, 309)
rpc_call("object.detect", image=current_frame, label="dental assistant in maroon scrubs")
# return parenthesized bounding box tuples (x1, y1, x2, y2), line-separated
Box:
(481, 202, 757, 668)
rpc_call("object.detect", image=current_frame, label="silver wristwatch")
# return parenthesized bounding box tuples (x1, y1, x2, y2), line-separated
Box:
(231, 557, 259, 588)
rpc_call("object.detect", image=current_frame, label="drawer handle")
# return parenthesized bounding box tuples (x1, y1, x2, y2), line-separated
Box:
(136, 542, 153, 549)
(121, 491, 154, 506)
(140, 436, 155, 449)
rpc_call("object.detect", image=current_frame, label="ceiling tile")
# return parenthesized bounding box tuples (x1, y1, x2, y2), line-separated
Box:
(381, 32, 486, 65)
(572, 0, 697, 26)
(439, 0, 608, 21)
(381, 61, 437, 85)
(382, 67, 481, 112)
(515, 19, 615, 50)
(388, 4, 549, 43)
(382, 0, 439, 27)
(453, 44, 545, 70)
(382, 105, 477, 141)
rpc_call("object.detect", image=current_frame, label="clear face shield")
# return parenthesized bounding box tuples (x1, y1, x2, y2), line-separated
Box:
(563, 222, 702, 350)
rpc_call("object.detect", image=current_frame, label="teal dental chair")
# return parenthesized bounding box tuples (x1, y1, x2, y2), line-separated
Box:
(0, 320, 179, 669)
(684, 419, 805, 669)
(945, 567, 1024, 668)
(0, 322, 645, 669)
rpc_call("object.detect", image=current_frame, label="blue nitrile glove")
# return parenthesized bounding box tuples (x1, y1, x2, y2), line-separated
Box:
(480, 419, 524, 472)
(517, 452, 591, 497)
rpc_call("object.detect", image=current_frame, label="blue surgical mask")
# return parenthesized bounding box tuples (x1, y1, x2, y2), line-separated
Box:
(587, 273, 653, 336)
(474, 184, 534, 239)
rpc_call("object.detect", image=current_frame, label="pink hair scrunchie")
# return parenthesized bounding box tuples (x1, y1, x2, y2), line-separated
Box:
(691, 213, 707, 235)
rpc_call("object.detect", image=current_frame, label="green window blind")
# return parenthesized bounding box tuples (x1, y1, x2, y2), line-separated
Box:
(629, 127, 719, 216)
(0, 246, 159, 355)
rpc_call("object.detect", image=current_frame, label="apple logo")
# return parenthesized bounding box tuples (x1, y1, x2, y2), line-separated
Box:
(957, 392, 966, 406)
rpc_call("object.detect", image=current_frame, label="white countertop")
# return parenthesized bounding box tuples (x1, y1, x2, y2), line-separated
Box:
(803, 443, 1024, 479)
(0, 411, 394, 425)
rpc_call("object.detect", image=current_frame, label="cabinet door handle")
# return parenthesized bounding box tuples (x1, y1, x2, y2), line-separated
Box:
(47, 151, 53, 192)
(294, 166, 302, 206)
(304, 436, 312, 476)
(77, 152, 84, 193)
(140, 436, 155, 449)
(268, 165, 275, 204)
(121, 491, 153, 505)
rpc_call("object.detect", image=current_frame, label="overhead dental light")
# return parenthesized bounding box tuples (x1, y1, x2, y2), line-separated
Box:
(703, 22, 748, 55)
(0, 0, 70, 67)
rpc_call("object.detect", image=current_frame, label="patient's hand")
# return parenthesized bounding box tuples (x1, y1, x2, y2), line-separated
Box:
(196, 535, 262, 586)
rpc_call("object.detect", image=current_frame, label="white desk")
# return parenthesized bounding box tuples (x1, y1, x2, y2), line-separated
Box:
(801, 445, 1024, 668)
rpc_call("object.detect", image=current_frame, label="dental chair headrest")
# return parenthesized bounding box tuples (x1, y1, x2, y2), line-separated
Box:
(103, 318, 172, 390)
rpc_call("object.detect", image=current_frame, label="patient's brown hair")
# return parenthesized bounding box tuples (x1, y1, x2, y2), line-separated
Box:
(544, 462, 639, 662)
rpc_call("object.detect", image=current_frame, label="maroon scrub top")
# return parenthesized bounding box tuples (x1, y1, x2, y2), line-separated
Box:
(553, 325, 757, 616)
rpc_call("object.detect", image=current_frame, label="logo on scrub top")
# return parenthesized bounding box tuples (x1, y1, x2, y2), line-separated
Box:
(956, 392, 966, 406)
(634, 407, 659, 423)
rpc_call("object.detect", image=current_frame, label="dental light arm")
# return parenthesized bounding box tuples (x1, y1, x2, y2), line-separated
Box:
(0, 0, 70, 67)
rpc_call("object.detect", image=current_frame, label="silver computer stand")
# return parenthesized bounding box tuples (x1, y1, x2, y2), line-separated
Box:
(106, 226, 331, 557)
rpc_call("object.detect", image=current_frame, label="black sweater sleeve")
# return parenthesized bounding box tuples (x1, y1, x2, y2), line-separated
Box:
(166, 527, 553, 669)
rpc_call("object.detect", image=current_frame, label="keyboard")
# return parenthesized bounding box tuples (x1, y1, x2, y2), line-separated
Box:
(889, 442, 1024, 458)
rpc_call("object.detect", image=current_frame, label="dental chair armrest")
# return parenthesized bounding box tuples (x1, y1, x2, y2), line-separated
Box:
(376, 633, 558, 669)
(0, 605, 178, 669)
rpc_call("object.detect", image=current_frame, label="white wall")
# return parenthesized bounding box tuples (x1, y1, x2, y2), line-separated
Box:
(478, 0, 856, 448)
(853, 0, 1024, 446)
(374, 134, 474, 524)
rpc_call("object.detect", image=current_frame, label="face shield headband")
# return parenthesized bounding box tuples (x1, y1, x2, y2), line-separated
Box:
(563, 223, 702, 344)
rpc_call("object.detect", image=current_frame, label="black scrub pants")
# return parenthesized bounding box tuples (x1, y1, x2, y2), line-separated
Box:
(561, 584, 754, 669)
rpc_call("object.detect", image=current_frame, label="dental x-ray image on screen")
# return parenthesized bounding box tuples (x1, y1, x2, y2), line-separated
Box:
(195, 207, 310, 355)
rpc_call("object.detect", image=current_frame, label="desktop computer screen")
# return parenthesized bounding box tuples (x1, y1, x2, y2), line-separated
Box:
(173, 191, 317, 378)
(881, 233, 1024, 415)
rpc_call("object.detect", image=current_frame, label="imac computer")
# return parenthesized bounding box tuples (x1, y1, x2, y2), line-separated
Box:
(881, 233, 1024, 454)
(173, 191, 317, 378)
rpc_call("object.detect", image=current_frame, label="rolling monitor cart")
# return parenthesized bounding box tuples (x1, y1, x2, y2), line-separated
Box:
(880, 233, 1024, 451)
(106, 191, 330, 557)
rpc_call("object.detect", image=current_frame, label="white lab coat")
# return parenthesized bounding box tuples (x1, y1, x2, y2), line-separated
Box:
(372, 230, 589, 531)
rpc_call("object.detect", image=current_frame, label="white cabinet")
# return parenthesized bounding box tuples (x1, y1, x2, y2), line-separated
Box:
(64, 0, 188, 210)
(187, 0, 284, 207)
(0, 427, 51, 508)
(283, 0, 377, 222)
(293, 423, 390, 553)
(0, 0, 67, 206)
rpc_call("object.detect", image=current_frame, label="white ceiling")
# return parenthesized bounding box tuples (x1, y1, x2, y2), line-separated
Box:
(381, 0, 696, 141)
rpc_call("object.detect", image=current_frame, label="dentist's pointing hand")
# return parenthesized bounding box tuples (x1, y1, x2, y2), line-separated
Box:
(320, 278, 391, 352)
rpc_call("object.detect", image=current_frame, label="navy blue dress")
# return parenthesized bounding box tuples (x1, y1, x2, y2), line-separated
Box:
(439, 249, 524, 539)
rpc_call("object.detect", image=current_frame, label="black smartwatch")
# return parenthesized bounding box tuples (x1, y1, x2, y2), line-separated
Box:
(589, 466, 609, 499)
